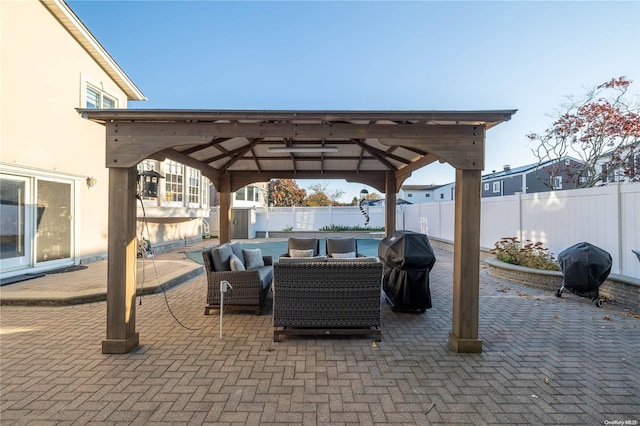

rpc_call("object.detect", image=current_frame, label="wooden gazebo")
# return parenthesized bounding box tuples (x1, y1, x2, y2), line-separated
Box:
(80, 109, 516, 354)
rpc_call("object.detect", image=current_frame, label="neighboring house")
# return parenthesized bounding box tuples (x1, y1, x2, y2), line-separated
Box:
(433, 182, 455, 201)
(595, 141, 640, 185)
(0, 0, 207, 279)
(481, 158, 584, 198)
(399, 184, 444, 203)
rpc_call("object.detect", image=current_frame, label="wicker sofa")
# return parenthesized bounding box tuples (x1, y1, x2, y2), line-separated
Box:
(272, 260, 383, 342)
(202, 242, 273, 315)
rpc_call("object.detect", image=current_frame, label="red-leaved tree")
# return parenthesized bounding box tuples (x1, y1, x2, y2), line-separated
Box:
(528, 76, 640, 188)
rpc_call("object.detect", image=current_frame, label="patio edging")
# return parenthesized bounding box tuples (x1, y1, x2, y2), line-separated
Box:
(485, 256, 640, 309)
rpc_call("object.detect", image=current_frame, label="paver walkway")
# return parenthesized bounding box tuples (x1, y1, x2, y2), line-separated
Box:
(1, 245, 639, 425)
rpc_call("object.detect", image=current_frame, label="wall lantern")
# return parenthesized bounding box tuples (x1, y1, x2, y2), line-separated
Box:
(86, 176, 97, 188)
(138, 170, 164, 198)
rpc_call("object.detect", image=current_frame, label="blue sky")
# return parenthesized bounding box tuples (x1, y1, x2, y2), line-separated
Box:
(68, 0, 640, 202)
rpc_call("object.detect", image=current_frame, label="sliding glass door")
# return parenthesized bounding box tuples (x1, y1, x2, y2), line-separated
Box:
(36, 179, 72, 263)
(0, 175, 32, 270)
(1, 174, 74, 273)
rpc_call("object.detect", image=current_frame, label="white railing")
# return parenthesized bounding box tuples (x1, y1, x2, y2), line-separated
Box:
(209, 183, 640, 277)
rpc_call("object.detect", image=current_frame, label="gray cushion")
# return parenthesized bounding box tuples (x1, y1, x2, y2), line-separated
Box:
(278, 255, 328, 264)
(243, 248, 265, 270)
(327, 256, 378, 263)
(211, 244, 233, 271)
(229, 253, 245, 271)
(289, 248, 314, 258)
(331, 251, 356, 259)
(256, 266, 273, 290)
(228, 242, 245, 265)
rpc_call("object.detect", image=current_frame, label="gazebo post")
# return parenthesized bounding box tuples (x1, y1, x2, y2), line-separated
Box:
(102, 167, 139, 354)
(449, 168, 482, 353)
(218, 173, 231, 244)
(384, 171, 397, 237)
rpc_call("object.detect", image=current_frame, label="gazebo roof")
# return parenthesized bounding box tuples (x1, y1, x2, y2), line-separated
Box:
(80, 109, 516, 192)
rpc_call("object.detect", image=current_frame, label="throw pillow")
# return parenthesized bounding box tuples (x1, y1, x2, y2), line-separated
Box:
(229, 253, 246, 271)
(243, 248, 264, 270)
(331, 251, 356, 259)
(289, 248, 314, 258)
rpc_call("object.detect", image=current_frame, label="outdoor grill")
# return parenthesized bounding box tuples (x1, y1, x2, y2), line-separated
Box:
(378, 230, 436, 313)
(556, 242, 612, 307)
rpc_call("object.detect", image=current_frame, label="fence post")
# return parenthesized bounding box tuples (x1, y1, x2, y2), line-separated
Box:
(292, 206, 296, 231)
(614, 183, 623, 274)
(517, 192, 523, 243)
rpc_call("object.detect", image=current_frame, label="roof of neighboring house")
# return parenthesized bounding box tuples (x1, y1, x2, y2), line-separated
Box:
(482, 157, 580, 180)
(40, 0, 146, 101)
(401, 184, 444, 191)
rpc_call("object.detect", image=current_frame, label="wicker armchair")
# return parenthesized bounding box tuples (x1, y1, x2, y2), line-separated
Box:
(202, 242, 272, 315)
(273, 261, 383, 341)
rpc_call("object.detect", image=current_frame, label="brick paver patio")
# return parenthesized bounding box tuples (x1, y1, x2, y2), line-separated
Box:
(1, 248, 639, 425)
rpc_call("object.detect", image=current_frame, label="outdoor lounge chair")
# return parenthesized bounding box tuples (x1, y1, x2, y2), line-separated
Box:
(279, 237, 321, 259)
(325, 237, 364, 258)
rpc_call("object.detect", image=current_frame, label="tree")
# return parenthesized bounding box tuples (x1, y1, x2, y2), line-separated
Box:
(267, 179, 306, 207)
(305, 192, 332, 206)
(305, 183, 345, 206)
(528, 76, 640, 189)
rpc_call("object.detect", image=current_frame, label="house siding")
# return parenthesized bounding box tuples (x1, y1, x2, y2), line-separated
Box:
(1, 1, 126, 270)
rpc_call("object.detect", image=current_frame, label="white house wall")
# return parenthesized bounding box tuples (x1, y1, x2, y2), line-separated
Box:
(1, 1, 127, 265)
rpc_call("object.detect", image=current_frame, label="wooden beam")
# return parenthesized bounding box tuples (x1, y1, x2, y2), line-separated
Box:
(218, 173, 231, 244)
(378, 125, 485, 170)
(229, 170, 387, 193)
(384, 171, 397, 237)
(221, 139, 262, 172)
(395, 153, 440, 184)
(105, 122, 486, 167)
(152, 148, 221, 184)
(352, 139, 398, 170)
(449, 169, 482, 353)
(102, 167, 139, 354)
(178, 137, 230, 155)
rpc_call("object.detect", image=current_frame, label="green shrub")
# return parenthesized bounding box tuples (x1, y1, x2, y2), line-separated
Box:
(491, 237, 560, 271)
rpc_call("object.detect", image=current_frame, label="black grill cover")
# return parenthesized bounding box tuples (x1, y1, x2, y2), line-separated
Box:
(558, 242, 612, 298)
(378, 231, 436, 270)
(378, 231, 436, 311)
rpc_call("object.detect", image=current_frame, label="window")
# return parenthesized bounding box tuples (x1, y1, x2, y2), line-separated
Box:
(440, 193, 444, 199)
(187, 168, 200, 204)
(484, 183, 489, 191)
(493, 182, 501, 193)
(407, 193, 413, 198)
(164, 160, 183, 203)
(602, 163, 613, 183)
(247, 186, 255, 202)
(85, 84, 117, 109)
(630, 153, 640, 178)
(552, 176, 563, 189)
(201, 177, 209, 207)
(235, 187, 246, 201)
(425, 193, 430, 198)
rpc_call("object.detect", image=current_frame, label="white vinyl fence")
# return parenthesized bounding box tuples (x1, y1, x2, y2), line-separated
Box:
(210, 183, 640, 277)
